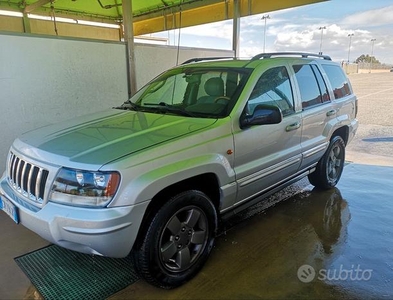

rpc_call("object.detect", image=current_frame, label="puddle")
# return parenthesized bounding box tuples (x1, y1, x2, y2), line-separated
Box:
(362, 137, 393, 143)
(119, 163, 393, 299)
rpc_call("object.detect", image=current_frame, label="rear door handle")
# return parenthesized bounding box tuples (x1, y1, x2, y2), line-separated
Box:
(326, 109, 336, 116)
(286, 122, 301, 132)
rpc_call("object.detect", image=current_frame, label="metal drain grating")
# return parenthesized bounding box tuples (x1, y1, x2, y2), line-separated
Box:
(15, 245, 139, 300)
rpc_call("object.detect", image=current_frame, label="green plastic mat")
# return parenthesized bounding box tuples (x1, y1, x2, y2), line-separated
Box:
(15, 244, 139, 300)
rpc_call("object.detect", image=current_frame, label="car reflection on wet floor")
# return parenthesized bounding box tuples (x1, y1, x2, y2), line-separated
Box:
(114, 163, 393, 299)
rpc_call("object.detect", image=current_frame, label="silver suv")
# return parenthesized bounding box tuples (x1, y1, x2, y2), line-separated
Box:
(0, 53, 358, 288)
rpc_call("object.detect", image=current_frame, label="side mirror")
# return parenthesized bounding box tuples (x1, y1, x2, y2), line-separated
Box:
(240, 104, 283, 129)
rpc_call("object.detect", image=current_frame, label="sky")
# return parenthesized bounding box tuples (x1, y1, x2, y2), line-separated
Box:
(151, 0, 393, 65)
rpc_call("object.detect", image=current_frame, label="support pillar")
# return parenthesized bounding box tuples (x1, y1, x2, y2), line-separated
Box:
(232, 0, 240, 58)
(122, 0, 137, 97)
(22, 14, 31, 33)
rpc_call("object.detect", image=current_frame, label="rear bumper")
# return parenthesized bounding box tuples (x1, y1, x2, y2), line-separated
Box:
(0, 177, 149, 258)
(347, 118, 359, 145)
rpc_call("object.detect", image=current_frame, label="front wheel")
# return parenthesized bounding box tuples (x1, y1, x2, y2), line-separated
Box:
(308, 135, 346, 190)
(133, 190, 217, 289)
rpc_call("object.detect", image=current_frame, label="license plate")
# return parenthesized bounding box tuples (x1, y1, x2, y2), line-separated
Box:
(0, 196, 19, 224)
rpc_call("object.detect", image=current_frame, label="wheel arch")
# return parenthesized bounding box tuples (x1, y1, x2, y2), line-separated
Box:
(332, 126, 349, 145)
(132, 173, 220, 250)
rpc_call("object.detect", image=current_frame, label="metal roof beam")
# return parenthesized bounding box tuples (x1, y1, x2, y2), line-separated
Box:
(133, 0, 222, 21)
(23, 0, 51, 13)
(132, 0, 327, 36)
(1, 0, 328, 36)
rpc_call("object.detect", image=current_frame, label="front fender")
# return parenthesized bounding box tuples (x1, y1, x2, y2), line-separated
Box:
(111, 153, 236, 207)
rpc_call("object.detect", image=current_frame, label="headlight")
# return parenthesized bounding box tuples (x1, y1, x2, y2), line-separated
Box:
(50, 168, 120, 207)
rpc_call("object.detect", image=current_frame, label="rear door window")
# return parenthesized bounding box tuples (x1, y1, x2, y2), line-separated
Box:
(293, 64, 323, 109)
(311, 65, 330, 103)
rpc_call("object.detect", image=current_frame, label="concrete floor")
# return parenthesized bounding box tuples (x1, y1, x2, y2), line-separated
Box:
(1, 72, 393, 299)
(113, 164, 393, 299)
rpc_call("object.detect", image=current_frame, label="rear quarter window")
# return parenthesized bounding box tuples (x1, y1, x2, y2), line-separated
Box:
(293, 64, 323, 109)
(321, 64, 352, 99)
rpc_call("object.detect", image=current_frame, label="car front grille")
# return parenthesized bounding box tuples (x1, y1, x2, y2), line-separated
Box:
(7, 152, 49, 204)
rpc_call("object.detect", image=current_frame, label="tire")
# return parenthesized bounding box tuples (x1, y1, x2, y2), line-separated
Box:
(308, 135, 346, 190)
(132, 190, 217, 289)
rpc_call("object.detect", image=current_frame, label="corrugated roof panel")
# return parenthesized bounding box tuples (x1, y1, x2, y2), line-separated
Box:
(0, 0, 328, 34)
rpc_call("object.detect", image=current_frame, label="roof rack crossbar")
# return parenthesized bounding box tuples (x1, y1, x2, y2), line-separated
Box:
(181, 56, 234, 65)
(250, 52, 332, 61)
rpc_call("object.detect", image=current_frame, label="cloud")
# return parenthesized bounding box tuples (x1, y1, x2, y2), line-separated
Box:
(239, 4, 393, 63)
(239, 21, 388, 63)
(240, 11, 291, 28)
(274, 26, 314, 49)
(151, 2, 393, 64)
(180, 20, 233, 39)
(342, 5, 393, 27)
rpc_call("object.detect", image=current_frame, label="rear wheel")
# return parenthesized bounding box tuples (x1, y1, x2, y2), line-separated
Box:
(133, 190, 217, 289)
(308, 135, 346, 189)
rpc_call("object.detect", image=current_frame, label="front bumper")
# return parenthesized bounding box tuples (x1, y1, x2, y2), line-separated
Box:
(0, 177, 149, 258)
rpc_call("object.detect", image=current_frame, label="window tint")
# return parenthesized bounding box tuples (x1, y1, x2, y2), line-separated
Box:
(247, 66, 294, 116)
(293, 64, 322, 109)
(311, 65, 330, 102)
(322, 64, 352, 99)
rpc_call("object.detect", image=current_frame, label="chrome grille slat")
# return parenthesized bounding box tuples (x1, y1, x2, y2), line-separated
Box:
(11, 156, 18, 185)
(15, 158, 22, 190)
(27, 165, 34, 197)
(35, 169, 43, 202)
(7, 154, 13, 177)
(21, 162, 27, 194)
(7, 152, 49, 204)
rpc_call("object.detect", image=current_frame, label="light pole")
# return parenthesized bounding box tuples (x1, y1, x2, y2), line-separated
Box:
(261, 14, 270, 53)
(347, 33, 354, 63)
(369, 38, 376, 73)
(319, 26, 326, 55)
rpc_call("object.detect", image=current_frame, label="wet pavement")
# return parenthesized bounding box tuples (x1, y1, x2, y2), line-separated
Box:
(111, 163, 393, 299)
(1, 72, 393, 299)
(2, 163, 393, 299)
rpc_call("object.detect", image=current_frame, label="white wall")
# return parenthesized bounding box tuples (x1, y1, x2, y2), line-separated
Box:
(0, 32, 233, 173)
(134, 43, 233, 88)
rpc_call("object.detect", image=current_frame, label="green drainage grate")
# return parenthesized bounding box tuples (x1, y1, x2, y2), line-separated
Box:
(15, 245, 139, 300)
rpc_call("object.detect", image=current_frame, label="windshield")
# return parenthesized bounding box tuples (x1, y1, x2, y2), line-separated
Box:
(121, 67, 251, 118)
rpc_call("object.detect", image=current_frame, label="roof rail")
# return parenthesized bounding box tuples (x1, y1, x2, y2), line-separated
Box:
(181, 56, 234, 65)
(250, 52, 332, 61)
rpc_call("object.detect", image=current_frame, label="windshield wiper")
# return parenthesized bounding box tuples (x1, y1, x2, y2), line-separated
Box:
(143, 103, 196, 117)
(143, 102, 169, 107)
(114, 100, 141, 111)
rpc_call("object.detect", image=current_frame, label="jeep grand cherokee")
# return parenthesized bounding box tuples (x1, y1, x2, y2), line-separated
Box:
(0, 52, 358, 288)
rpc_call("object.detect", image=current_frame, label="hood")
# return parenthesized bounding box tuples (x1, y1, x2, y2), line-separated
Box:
(16, 109, 217, 167)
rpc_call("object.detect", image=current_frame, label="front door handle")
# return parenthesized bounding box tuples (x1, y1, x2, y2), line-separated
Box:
(326, 109, 336, 116)
(286, 122, 301, 132)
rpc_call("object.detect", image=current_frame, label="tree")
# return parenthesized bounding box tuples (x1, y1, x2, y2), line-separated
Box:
(355, 54, 380, 65)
